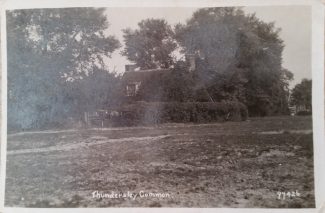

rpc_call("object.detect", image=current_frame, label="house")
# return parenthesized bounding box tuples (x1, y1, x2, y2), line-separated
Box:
(288, 93, 312, 116)
(122, 67, 172, 99)
(84, 54, 197, 127)
(121, 54, 196, 100)
(289, 104, 311, 116)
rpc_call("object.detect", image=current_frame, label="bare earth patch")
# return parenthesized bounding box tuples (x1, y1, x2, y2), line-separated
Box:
(5, 116, 314, 208)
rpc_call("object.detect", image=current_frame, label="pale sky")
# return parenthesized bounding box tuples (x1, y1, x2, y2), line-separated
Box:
(104, 6, 311, 88)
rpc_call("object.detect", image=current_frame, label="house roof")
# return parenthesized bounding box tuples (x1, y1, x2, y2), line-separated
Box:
(122, 68, 172, 83)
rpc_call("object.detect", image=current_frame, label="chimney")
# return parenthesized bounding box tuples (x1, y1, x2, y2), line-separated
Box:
(125, 64, 137, 72)
(185, 54, 196, 72)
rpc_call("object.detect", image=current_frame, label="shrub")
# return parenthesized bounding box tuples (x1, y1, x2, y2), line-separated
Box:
(116, 101, 247, 126)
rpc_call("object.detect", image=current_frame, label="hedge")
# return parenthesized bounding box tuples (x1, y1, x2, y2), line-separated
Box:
(114, 101, 248, 126)
(296, 110, 312, 116)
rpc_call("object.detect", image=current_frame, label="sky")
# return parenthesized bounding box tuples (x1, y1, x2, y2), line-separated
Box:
(104, 6, 311, 88)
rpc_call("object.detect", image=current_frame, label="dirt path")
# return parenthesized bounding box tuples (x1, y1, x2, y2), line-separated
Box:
(8, 129, 81, 137)
(7, 123, 225, 137)
(7, 135, 170, 155)
(256, 129, 312, 135)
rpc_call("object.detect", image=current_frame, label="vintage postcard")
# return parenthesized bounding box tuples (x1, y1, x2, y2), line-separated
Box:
(0, 0, 324, 212)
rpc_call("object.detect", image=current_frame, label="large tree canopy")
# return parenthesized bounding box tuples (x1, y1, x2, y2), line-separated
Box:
(175, 8, 243, 74)
(122, 18, 177, 69)
(175, 7, 293, 116)
(7, 8, 121, 129)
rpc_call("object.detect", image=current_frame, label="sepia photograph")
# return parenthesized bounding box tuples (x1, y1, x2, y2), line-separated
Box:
(1, 1, 324, 210)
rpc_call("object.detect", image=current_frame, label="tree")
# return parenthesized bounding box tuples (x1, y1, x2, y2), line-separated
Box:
(7, 8, 121, 129)
(290, 79, 312, 110)
(122, 18, 177, 69)
(175, 8, 243, 74)
(71, 68, 122, 115)
(175, 7, 293, 116)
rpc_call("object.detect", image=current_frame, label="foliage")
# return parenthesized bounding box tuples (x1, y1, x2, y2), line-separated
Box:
(7, 8, 121, 129)
(63, 68, 122, 120)
(114, 101, 247, 126)
(122, 19, 177, 69)
(7, 7, 297, 130)
(175, 7, 293, 116)
(290, 79, 312, 110)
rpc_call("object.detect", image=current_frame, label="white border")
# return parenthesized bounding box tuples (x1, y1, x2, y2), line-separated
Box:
(0, 0, 321, 9)
(0, 208, 320, 213)
(0, 0, 324, 213)
(312, 1, 325, 211)
(0, 1, 7, 213)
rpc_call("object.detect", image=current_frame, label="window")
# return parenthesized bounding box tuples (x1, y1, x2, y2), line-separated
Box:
(126, 84, 136, 96)
(126, 82, 141, 96)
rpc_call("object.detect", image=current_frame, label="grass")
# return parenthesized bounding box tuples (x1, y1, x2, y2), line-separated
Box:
(5, 116, 314, 208)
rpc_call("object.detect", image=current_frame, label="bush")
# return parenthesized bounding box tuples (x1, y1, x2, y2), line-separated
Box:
(116, 101, 247, 126)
